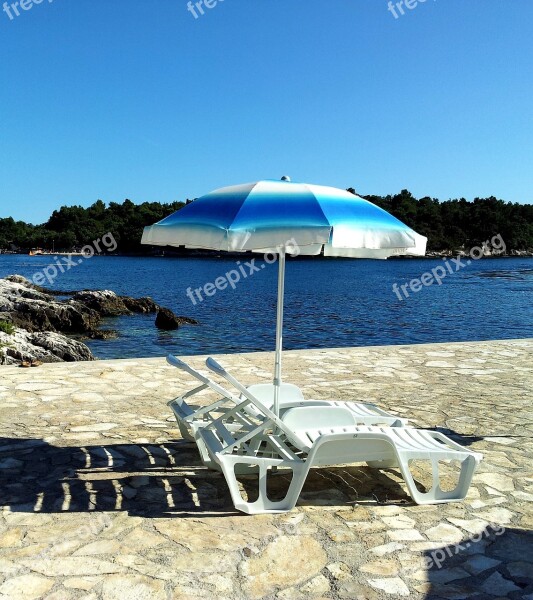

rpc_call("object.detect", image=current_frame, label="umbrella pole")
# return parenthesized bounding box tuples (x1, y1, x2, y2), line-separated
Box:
(273, 249, 286, 417)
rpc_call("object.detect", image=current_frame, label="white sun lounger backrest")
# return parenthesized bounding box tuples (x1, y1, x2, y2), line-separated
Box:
(205, 358, 287, 427)
(167, 355, 306, 448)
(243, 383, 305, 417)
(205, 357, 312, 451)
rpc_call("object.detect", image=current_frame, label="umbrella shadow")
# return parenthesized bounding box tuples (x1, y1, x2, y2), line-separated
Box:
(422, 527, 533, 598)
(427, 427, 485, 447)
(0, 437, 417, 517)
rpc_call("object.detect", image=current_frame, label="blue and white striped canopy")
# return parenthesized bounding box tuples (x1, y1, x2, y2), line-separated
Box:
(141, 179, 427, 258)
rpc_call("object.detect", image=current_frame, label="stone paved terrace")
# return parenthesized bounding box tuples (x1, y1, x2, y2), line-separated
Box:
(0, 339, 532, 600)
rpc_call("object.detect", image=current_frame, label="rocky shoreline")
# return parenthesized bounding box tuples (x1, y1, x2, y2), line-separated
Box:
(423, 249, 533, 258)
(0, 276, 197, 365)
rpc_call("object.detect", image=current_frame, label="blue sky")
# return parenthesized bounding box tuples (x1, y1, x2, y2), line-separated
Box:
(0, 0, 532, 224)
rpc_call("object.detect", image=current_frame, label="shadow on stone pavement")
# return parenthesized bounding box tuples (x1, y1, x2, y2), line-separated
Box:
(423, 527, 533, 599)
(429, 427, 485, 447)
(0, 437, 417, 517)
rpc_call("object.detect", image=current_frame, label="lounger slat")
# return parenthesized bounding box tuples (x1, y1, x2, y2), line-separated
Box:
(415, 430, 468, 455)
(268, 436, 302, 462)
(346, 403, 381, 417)
(390, 428, 428, 450)
(404, 428, 444, 451)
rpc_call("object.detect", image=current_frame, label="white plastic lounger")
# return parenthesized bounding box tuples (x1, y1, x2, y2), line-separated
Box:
(166, 354, 407, 446)
(195, 357, 483, 514)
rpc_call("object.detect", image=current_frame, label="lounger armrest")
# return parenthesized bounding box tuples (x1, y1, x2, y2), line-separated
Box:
(206, 357, 226, 376)
(167, 354, 188, 370)
(167, 354, 211, 383)
(168, 355, 245, 404)
(427, 431, 484, 462)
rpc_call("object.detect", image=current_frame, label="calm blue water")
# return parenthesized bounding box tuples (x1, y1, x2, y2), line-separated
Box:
(1, 255, 532, 359)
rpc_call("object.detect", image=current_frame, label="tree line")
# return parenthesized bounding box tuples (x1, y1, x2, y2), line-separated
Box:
(1, 191, 532, 253)
(0, 199, 186, 253)
(360, 190, 533, 252)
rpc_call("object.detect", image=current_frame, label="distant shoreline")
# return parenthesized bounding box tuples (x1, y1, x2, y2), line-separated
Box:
(1, 250, 532, 259)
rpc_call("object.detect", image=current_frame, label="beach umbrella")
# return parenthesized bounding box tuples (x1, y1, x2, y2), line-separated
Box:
(141, 178, 427, 415)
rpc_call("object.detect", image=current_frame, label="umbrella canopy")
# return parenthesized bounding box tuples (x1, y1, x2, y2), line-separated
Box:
(141, 179, 427, 258)
(142, 178, 427, 415)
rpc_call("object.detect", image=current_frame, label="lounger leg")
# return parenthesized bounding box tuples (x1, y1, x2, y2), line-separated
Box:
(218, 457, 309, 514)
(177, 420, 195, 442)
(195, 438, 222, 471)
(398, 455, 478, 505)
(191, 427, 222, 471)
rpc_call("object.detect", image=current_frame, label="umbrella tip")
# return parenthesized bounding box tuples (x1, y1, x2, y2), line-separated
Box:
(281, 175, 291, 182)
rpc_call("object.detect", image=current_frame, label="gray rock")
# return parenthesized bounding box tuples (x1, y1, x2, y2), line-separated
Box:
(0, 328, 94, 364)
(71, 290, 130, 317)
(0, 277, 100, 334)
(121, 296, 159, 314)
(155, 307, 198, 330)
(72, 290, 159, 316)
